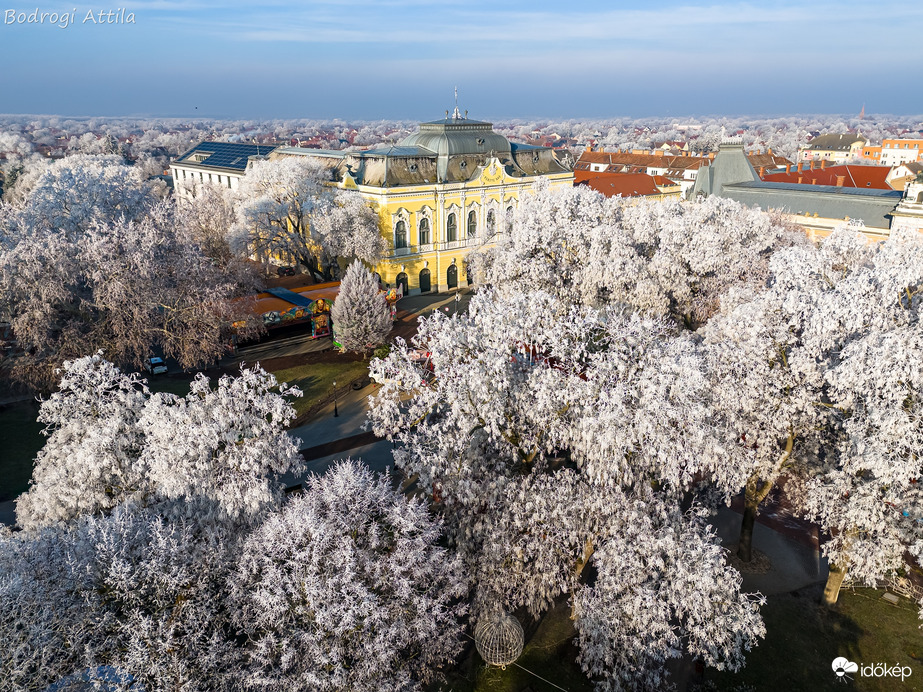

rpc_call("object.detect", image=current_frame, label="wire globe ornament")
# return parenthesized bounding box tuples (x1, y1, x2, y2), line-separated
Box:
(474, 610, 524, 669)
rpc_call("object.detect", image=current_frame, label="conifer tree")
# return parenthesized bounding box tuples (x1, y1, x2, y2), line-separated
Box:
(331, 261, 392, 354)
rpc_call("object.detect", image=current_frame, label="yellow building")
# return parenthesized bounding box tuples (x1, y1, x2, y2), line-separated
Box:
(272, 109, 574, 293)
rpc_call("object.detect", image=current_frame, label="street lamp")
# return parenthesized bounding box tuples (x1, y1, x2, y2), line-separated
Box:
(332, 380, 339, 417)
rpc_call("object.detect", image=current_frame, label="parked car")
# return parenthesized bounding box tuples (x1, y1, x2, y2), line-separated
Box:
(143, 356, 168, 375)
(276, 265, 296, 276)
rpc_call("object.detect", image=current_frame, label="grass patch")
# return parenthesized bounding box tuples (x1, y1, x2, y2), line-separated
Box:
(702, 585, 923, 691)
(432, 603, 594, 692)
(0, 399, 44, 502)
(269, 359, 369, 420)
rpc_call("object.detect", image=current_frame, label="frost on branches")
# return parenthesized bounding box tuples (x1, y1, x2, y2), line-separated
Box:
(230, 460, 468, 692)
(4, 362, 467, 689)
(0, 170, 257, 390)
(232, 157, 383, 280)
(471, 180, 803, 328)
(17, 354, 304, 530)
(786, 229, 923, 606)
(702, 228, 881, 564)
(368, 290, 764, 687)
(331, 261, 392, 354)
(1, 506, 240, 691)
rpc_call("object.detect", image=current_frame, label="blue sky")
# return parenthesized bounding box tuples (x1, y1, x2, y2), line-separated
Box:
(0, 0, 920, 119)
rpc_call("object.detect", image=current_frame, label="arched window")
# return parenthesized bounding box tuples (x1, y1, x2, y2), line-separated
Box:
(486, 210, 496, 234)
(506, 205, 514, 231)
(467, 210, 477, 238)
(396, 272, 409, 295)
(419, 217, 430, 245)
(394, 220, 407, 249)
(446, 212, 458, 242)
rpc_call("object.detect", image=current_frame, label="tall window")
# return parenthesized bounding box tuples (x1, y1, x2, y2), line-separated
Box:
(419, 217, 430, 245)
(506, 205, 514, 231)
(487, 210, 496, 235)
(395, 220, 407, 249)
(446, 212, 457, 242)
(467, 210, 477, 238)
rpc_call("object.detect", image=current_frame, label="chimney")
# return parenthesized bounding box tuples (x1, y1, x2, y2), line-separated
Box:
(768, 147, 773, 155)
(759, 166, 765, 178)
(836, 175, 845, 187)
(786, 164, 791, 173)
(810, 160, 815, 170)
(709, 152, 715, 160)
(798, 176, 803, 184)
(811, 178, 817, 185)
(797, 162, 803, 172)
(820, 159, 826, 170)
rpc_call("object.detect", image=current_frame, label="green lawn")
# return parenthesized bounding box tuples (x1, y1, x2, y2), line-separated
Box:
(0, 399, 44, 501)
(703, 586, 923, 691)
(0, 358, 367, 504)
(432, 603, 594, 692)
(270, 360, 370, 420)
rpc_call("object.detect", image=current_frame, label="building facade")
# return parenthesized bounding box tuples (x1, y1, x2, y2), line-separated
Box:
(878, 138, 923, 167)
(272, 110, 574, 293)
(169, 141, 279, 200)
(798, 134, 867, 163)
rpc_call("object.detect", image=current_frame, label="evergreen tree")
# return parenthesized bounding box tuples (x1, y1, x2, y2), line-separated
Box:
(332, 261, 392, 354)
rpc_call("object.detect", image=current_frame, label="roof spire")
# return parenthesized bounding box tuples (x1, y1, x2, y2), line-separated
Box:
(452, 86, 461, 119)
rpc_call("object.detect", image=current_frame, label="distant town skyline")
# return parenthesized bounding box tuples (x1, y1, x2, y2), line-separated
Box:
(1, 0, 921, 119)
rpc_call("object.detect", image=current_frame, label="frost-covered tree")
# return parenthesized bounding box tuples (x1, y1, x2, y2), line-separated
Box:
(232, 157, 383, 280)
(15, 355, 150, 528)
(1, 506, 240, 691)
(0, 200, 257, 389)
(140, 365, 304, 523)
(230, 459, 467, 691)
(175, 179, 240, 264)
(473, 181, 803, 328)
(369, 290, 764, 687)
(3, 153, 161, 227)
(331, 261, 391, 354)
(703, 228, 874, 563)
(312, 189, 387, 269)
(16, 355, 304, 530)
(787, 230, 923, 606)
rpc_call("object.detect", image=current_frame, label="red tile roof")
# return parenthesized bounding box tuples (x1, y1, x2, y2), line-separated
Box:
(577, 150, 793, 175)
(575, 172, 665, 198)
(762, 164, 892, 189)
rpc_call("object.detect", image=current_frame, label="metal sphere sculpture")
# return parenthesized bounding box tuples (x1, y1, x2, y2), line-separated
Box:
(474, 610, 524, 669)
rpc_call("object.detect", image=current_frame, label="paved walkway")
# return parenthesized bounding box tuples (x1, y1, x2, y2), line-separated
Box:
(710, 505, 828, 595)
(288, 381, 379, 451)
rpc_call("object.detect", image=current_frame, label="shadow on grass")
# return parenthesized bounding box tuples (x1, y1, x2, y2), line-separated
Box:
(701, 584, 922, 692)
(432, 602, 593, 692)
(0, 399, 43, 501)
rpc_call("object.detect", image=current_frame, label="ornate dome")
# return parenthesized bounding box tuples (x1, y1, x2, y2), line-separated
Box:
(399, 113, 512, 158)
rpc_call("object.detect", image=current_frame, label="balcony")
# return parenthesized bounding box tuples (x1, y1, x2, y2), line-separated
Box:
(386, 236, 496, 259)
